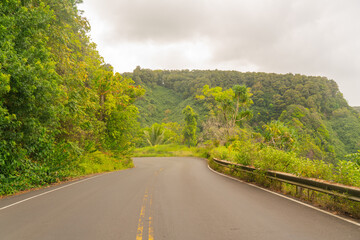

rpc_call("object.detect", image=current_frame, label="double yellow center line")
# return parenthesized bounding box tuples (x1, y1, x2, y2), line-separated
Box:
(136, 168, 163, 240)
(136, 190, 154, 240)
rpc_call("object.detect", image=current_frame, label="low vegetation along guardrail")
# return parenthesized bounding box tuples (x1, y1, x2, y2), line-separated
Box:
(212, 158, 360, 202)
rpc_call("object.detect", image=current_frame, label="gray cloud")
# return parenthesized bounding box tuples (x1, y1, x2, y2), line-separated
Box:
(80, 0, 360, 105)
(86, 0, 210, 42)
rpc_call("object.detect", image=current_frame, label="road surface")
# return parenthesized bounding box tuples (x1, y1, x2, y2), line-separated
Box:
(0, 157, 359, 239)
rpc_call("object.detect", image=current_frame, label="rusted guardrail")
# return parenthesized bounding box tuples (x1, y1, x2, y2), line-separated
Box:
(212, 158, 360, 202)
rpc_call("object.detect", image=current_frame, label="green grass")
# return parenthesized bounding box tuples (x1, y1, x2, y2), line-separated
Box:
(0, 151, 133, 197)
(133, 144, 206, 158)
(75, 151, 133, 175)
(209, 140, 360, 187)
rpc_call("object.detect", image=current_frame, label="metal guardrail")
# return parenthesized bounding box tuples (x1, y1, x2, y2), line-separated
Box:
(212, 158, 360, 202)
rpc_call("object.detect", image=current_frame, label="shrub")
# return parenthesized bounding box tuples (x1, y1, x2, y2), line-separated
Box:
(210, 139, 359, 187)
(335, 160, 360, 187)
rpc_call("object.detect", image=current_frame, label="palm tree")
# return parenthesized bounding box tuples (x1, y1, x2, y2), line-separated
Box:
(144, 124, 166, 146)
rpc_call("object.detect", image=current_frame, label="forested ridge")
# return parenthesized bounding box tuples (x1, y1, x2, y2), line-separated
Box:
(128, 67, 360, 162)
(0, 0, 143, 195)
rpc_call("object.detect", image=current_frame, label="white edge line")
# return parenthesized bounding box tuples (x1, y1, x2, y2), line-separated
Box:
(207, 164, 360, 227)
(0, 174, 103, 211)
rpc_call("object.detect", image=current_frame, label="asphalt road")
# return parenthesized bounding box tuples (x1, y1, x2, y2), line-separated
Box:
(0, 157, 359, 240)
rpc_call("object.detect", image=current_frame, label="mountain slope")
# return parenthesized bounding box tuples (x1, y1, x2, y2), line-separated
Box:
(128, 68, 360, 159)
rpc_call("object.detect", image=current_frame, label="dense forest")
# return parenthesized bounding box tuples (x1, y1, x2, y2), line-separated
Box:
(0, 0, 143, 195)
(126, 67, 360, 163)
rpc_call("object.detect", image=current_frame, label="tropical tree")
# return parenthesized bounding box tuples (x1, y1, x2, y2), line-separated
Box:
(182, 106, 198, 146)
(262, 121, 297, 151)
(0, 0, 145, 194)
(197, 84, 253, 138)
(143, 123, 167, 146)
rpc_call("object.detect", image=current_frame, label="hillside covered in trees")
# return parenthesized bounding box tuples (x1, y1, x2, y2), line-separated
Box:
(0, 0, 143, 195)
(127, 67, 360, 162)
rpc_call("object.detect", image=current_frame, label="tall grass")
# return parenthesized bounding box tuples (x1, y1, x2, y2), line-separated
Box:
(133, 144, 205, 158)
(210, 140, 360, 187)
(75, 151, 133, 175)
(0, 151, 132, 196)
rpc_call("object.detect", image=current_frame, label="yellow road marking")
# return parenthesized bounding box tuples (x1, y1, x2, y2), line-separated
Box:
(148, 193, 154, 240)
(137, 169, 162, 239)
(136, 190, 154, 240)
(136, 191, 148, 240)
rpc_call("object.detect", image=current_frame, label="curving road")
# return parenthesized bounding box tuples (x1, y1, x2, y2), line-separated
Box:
(0, 157, 359, 240)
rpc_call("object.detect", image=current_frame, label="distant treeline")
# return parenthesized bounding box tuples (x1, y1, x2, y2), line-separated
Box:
(127, 67, 360, 162)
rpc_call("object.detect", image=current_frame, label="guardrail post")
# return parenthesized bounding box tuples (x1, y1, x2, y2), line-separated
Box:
(296, 186, 303, 197)
(279, 181, 282, 192)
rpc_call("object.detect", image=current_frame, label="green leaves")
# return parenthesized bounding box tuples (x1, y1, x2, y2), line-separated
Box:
(197, 84, 253, 141)
(262, 120, 297, 151)
(182, 105, 198, 146)
(143, 123, 167, 147)
(345, 151, 360, 165)
(0, 0, 144, 195)
(335, 160, 360, 186)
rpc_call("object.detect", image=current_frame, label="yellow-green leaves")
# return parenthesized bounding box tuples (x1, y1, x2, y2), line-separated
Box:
(182, 105, 198, 147)
(198, 84, 253, 141)
(0, 72, 10, 95)
(0, 0, 145, 195)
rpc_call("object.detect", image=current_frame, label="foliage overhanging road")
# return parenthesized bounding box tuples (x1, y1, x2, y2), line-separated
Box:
(0, 157, 359, 240)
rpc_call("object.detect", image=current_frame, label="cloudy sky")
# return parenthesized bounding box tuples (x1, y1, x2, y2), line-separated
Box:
(79, 0, 360, 106)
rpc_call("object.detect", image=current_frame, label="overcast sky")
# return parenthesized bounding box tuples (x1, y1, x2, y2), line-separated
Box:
(79, 0, 360, 106)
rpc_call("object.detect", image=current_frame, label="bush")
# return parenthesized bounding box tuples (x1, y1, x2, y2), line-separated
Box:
(210, 139, 359, 187)
(77, 151, 132, 175)
(230, 140, 256, 166)
(133, 144, 201, 158)
(335, 160, 360, 187)
(254, 146, 296, 172)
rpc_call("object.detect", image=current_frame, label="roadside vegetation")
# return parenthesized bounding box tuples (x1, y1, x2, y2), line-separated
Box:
(130, 68, 360, 182)
(210, 139, 360, 187)
(131, 68, 360, 218)
(0, 1, 143, 195)
(1, 1, 359, 219)
(133, 144, 201, 158)
(0, 151, 132, 196)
